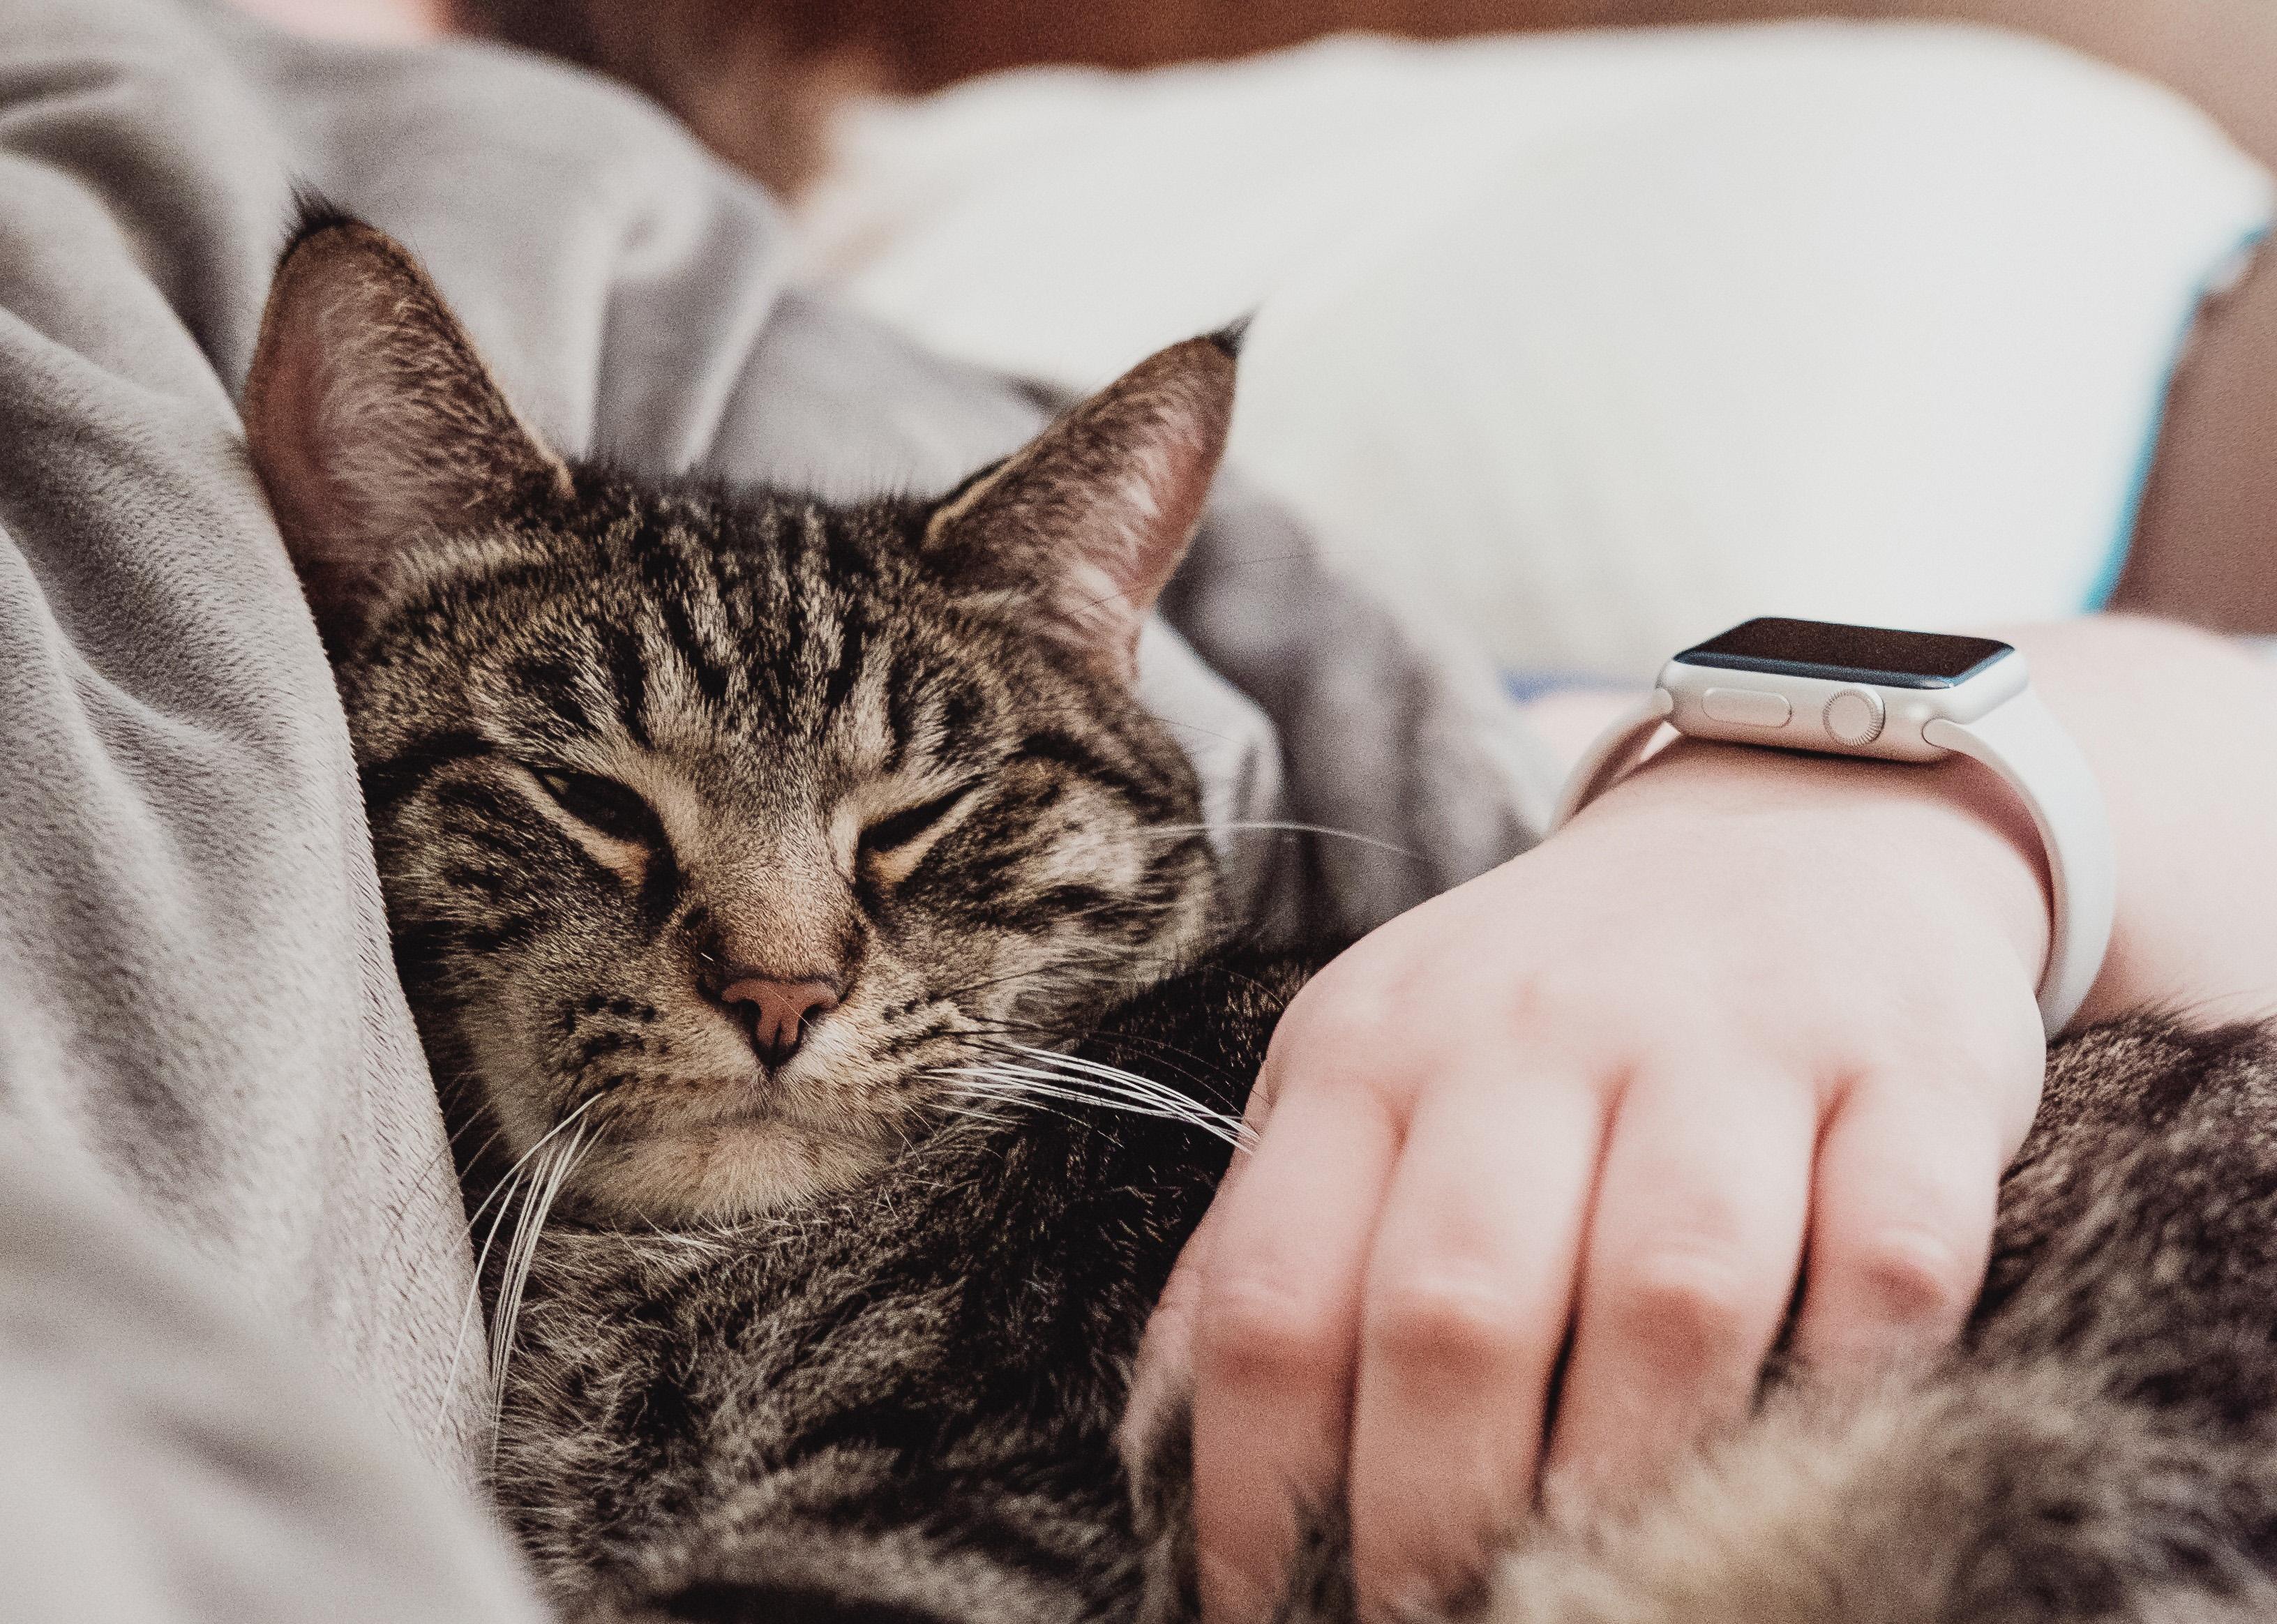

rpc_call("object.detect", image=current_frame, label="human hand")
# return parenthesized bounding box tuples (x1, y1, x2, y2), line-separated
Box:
(1127, 737, 2052, 1623)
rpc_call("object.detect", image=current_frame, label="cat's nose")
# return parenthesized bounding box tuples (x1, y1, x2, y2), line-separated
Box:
(717, 975, 840, 1067)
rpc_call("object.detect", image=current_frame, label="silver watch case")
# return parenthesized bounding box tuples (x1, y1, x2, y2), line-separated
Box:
(1660, 645, 2028, 763)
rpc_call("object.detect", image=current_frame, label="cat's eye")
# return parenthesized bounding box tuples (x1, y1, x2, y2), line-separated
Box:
(534, 769, 665, 847)
(860, 785, 973, 855)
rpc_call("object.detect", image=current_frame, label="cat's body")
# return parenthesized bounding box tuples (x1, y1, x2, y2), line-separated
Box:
(241, 212, 2277, 1624)
(497, 993, 2277, 1624)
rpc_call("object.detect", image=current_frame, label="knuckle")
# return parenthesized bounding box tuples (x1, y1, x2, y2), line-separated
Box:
(1197, 1274, 1344, 1389)
(1838, 1224, 1978, 1329)
(1271, 1013, 1378, 1086)
(1365, 1271, 1535, 1383)
(1604, 1246, 1768, 1378)
(1924, 1038, 2029, 1108)
(1506, 969, 1626, 1034)
(1290, 945, 1405, 1023)
(1882, 1012, 2043, 1106)
(1267, 977, 1429, 1103)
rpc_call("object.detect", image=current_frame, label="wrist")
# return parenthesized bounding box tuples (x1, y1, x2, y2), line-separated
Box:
(1579, 736, 2053, 994)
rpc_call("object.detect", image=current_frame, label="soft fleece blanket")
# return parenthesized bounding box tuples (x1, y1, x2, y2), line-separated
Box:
(0, 0, 1554, 1614)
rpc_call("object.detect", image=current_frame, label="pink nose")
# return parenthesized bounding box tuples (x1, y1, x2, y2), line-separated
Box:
(718, 977, 839, 1067)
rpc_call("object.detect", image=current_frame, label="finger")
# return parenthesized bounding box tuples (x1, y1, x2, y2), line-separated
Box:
(1192, 1079, 1399, 1624)
(1791, 1077, 2004, 1374)
(1126, 1158, 1237, 1453)
(1540, 1067, 1813, 1509)
(1131, 1025, 1284, 1450)
(1347, 1070, 1605, 1619)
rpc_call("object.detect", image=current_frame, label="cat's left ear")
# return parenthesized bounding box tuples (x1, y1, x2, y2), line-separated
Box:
(923, 331, 1238, 683)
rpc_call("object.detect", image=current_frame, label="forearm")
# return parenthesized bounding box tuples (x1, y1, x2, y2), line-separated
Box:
(2014, 616, 2277, 1024)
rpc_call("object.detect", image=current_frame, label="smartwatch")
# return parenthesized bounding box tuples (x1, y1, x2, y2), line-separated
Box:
(1552, 617, 2114, 1037)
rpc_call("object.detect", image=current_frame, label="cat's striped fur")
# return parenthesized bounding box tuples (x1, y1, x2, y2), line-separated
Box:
(248, 213, 2277, 1624)
(248, 209, 1228, 1226)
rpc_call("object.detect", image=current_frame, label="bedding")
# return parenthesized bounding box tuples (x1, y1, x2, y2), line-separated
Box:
(0, 0, 1551, 1613)
(796, 24, 2274, 677)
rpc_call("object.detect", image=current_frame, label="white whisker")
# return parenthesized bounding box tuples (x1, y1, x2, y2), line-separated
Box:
(1005, 1046, 1256, 1145)
(1139, 820, 1419, 859)
(938, 1072, 1113, 1134)
(486, 1116, 594, 1455)
(442, 1092, 606, 1432)
(937, 1053, 1254, 1150)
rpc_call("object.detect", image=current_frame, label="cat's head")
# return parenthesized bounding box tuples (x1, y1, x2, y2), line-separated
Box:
(243, 214, 1231, 1223)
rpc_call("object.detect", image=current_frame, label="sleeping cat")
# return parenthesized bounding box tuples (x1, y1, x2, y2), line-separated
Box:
(246, 211, 2277, 1624)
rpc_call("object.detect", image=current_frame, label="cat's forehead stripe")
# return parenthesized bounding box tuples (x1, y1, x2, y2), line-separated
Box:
(645, 552, 734, 712)
(604, 622, 653, 750)
(510, 651, 605, 739)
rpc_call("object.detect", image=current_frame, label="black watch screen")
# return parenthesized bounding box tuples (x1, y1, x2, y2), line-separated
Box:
(1674, 617, 2013, 691)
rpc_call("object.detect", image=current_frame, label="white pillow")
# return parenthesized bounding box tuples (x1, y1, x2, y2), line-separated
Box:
(795, 22, 2272, 677)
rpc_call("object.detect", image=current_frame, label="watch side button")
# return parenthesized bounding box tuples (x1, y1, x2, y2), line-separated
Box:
(1701, 687, 1793, 728)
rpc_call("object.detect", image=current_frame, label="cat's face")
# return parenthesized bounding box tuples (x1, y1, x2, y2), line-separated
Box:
(243, 214, 1232, 1222)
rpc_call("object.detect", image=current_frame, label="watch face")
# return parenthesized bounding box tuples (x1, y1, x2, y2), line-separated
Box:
(1674, 617, 2013, 690)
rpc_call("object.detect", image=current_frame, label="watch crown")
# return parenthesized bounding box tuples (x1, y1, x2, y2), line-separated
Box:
(1824, 689, 1886, 747)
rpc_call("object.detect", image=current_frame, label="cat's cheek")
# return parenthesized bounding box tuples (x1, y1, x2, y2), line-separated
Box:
(456, 992, 577, 1157)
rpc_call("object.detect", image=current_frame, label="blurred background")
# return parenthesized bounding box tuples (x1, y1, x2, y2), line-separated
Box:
(451, 1, 2276, 196)
(242, 0, 2277, 660)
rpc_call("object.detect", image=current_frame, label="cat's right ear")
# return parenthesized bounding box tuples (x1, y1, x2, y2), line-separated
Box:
(920, 331, 1238, 685)
(242, 209, 572, 649)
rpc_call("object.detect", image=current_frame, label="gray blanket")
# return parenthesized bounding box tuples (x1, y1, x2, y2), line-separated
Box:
(0, 0, 1554, 1614)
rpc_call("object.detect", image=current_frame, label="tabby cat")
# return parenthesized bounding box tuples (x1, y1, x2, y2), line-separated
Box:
(246, 212, 2277, 1624)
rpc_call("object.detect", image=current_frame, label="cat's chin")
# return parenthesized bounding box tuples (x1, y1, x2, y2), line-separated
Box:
(566, 1115, 898, 1225)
